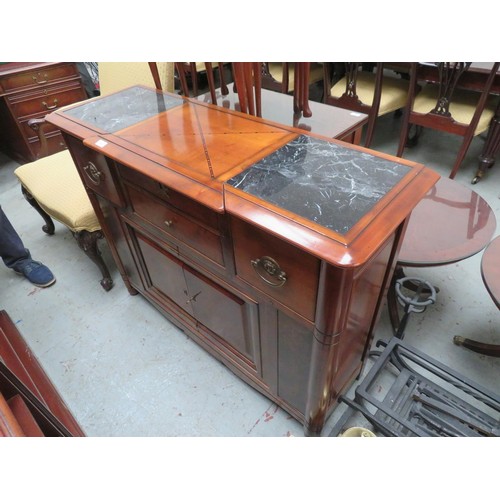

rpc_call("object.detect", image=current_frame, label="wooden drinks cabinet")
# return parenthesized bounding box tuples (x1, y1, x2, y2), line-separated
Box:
(45, 85, 439, 436)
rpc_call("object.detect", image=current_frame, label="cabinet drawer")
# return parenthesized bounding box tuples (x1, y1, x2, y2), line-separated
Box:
(8, 81, 86, 119)
(120, 166, 220, 230)
(231, 217, 320, 321)
(128, 185, 224, 266)
(0, 63, 81, 94)
(64, 135, 126, 208)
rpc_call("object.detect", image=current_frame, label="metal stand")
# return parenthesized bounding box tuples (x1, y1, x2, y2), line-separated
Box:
(329, 337, 500, 437)
(388, 270, 437, 338)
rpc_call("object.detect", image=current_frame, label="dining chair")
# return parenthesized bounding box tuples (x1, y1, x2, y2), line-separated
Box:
(231, 62, 263, 117)
(261, 62, 324, 94)
(231, 62, 313, 118)
(13, 62, 173, 291)
(323, 62, 410, 148)
(174, 62, 228, 104)
(396, 62, 500, 181)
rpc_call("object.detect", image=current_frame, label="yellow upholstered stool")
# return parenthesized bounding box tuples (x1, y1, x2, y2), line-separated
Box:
(12, 62, 175, 290)
(14, 149, 113, 291)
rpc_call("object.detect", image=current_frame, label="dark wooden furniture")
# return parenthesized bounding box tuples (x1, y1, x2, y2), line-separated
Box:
(388, 176, 497, 333)
(232, 62, 263, 116)
(174, 62, 227, 104)
(0, 310, 85, 436)
(0, 62, 88, 163)
(397, 62, 500, 182)
(45, 85, 438, 436)
(261, 63, 324, 95)
(454, 235, 500, 356)
(197, 82, 368, 145)
(323, 62, 410, 148)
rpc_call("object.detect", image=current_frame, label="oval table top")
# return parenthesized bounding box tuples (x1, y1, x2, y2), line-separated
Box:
(398, 176, 497, 267)
(481, 235, 500, 309)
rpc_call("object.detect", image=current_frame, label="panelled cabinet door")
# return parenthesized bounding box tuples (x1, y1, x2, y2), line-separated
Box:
(136, 232, 194, 316)
(134, 229, 259, 369)
(183, 266, 257, 361)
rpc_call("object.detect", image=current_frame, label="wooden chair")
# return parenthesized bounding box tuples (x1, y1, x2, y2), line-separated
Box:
(396, 62, 500, 181)
(261, 62, 324, 94)
(231, 62, 313, 118)
(13, 62, 173, 291)
(323, 62, 410, 148)
(174, 62, 228, 104)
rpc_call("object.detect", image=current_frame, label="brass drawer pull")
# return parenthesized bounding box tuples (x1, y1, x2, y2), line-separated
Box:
(42, 98, 59, 110)
(83, 161, 104, 186)
(251, 256, 287, 287)
(164, 220, 173, 227)
(32, 73, 49, 85)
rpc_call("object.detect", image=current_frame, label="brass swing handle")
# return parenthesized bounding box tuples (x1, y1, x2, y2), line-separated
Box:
(42, 98, 59, 110)
(251, 256, 287, 287)
(32, 73, 49, 84)
(83, 161, 104, 186)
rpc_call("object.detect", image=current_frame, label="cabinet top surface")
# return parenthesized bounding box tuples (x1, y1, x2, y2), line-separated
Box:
(50, 85, 439, 264)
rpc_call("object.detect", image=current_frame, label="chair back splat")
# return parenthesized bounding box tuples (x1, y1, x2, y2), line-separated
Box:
(232, 62, 312, 119)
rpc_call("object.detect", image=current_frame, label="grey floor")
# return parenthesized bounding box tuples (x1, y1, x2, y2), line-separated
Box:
(1, 107, 499, 438)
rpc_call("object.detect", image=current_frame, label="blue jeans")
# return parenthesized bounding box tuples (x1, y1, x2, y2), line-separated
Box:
(0, 205, 31, 269)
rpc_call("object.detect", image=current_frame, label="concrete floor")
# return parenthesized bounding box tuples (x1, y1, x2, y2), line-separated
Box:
(1, 99, 499, 439)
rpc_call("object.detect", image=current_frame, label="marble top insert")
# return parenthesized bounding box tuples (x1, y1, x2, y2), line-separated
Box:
(227, 135, 411, 235)
(63, 86, 183, 133)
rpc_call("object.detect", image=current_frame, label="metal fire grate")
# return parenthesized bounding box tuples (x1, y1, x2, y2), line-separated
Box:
(329, 337, 500, 437)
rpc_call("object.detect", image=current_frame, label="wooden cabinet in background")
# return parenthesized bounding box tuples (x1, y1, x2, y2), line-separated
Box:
(0, 62, 88, 163)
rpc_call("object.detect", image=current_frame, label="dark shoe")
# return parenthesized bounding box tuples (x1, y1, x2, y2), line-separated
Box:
(14, 260, 56, 288)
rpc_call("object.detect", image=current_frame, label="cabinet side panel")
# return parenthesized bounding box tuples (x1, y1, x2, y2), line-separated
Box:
(277, 311, 313, 414)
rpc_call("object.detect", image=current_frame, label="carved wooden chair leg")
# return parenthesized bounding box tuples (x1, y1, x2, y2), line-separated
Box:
(21, 186, 55, 235)
(73, 230, 113, 291)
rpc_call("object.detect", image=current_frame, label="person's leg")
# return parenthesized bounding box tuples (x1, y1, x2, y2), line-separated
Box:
(0, 205, 55, 287)
(0, 204, 31, 269)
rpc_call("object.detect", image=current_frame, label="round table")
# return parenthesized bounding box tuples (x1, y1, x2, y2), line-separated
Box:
(388, 176, 497, 335)
(454, 235, 500, 356)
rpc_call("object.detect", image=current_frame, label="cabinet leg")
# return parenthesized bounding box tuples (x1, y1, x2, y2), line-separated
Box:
(303, 329, 339, 436)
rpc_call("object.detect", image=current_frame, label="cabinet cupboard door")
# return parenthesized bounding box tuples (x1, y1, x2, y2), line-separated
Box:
(135, 230, 259, 368)
(136, 233, 194, 316)
(184, 267, 256, 360)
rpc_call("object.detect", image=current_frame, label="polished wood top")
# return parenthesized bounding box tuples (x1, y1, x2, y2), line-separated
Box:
(481, 235, 500, 309)
(47, 85, 439, 267)
(398, 176, 497, 267)
(196, 82, 368, 139)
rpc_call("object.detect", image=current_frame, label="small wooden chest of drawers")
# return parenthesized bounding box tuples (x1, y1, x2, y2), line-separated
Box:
(0, 62, 88, 163)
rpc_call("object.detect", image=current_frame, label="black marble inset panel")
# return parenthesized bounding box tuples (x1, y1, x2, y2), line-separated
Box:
(63, 86, 183, 133)
(227, 135, 411, 235)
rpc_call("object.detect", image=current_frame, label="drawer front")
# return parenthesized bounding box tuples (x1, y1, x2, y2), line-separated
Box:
(127, 185, 224, 266)
(64, 135, 126, 207)
(231, 217, 320, 321)
(0, 63, 81, 93)
(120, 166, 220, 230)
(8, 81, 87, 119)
